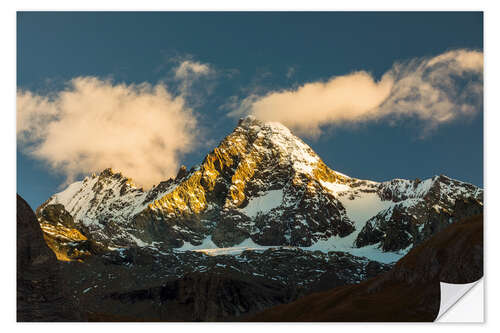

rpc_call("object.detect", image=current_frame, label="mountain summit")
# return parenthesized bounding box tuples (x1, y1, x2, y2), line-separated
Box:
(37, 116, 483, 261)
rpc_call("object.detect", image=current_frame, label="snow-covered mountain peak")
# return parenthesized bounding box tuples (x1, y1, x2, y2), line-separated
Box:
(36, 118, 483, 258)
(234, 116, 350, 183)
(237, 115, 293, 137)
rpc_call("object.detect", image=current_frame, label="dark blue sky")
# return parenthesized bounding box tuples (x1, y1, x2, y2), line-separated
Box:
(17, 12, 483, 209)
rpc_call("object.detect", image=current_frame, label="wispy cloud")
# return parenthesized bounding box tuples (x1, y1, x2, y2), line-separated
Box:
(174, 60, 213, 80)
(230, 49, 483, 137)
(17, 77, 198, 188)
(169, 58, 217, 106)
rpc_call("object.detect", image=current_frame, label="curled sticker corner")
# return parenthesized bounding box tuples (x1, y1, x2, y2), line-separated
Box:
(436, 278, 483, 322)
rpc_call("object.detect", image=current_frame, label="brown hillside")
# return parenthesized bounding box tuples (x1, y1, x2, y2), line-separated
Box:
(248, 214, 483, 322)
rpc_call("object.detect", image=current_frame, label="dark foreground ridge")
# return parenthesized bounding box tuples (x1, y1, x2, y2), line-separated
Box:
(17, 194, 83, 321)
(247, 214, 483, 322)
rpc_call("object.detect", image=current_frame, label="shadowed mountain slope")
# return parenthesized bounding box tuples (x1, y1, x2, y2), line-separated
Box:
(248, 214, 483, 322)
(17, 194, 84, 321)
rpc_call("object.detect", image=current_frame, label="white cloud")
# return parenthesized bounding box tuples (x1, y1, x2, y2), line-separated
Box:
(231, 49, 483, 137)
(17, 77, 198, 188)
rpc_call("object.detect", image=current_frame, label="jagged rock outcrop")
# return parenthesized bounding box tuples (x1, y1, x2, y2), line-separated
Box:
(37, 203, 105, 261)
(355, 177, 484, 251)
(175, 165, 188, 180)
(16, 194, 83, 321)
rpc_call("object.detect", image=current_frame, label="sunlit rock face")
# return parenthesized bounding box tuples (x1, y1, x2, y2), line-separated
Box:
(37, 116, 483, 255)
(37, 117, 354, 249)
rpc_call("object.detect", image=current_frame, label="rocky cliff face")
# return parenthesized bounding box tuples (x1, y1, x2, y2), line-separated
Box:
(38, 116, 355, 250)
(355, 177, 483, 252)
(37, 116, 483, 261)
(17, 194, 83, 321)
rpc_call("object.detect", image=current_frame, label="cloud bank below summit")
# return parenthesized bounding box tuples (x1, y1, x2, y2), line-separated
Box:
(230, 49, 483, 137)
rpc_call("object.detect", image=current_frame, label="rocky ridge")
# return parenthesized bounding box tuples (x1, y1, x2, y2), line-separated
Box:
(37, 116, 483, 262)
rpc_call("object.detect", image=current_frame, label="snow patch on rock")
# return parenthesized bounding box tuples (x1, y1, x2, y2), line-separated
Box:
(239, 189, 284, 218)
